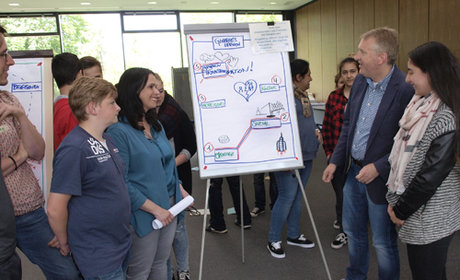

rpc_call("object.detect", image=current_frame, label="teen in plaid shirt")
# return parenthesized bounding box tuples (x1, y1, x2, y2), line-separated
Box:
(322, 57, 359, 249)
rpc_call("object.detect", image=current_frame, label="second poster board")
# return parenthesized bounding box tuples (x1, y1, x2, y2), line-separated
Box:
(185, 23, 303, 178)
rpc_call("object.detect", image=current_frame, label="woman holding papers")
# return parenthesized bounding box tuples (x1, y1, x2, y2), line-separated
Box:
(386, 41, 460, 280)
(107, 67, 190, 280)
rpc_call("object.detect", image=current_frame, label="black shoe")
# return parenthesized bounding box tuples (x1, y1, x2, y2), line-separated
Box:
(250, 207, 265, 217)
(287, 234, 315, 248)
(205, 225, 228, 234)
(267, 241, 285, 258)
(331, 232, 348, 249)
(234, 220, 252, 229)
(177, 271, 191, 280)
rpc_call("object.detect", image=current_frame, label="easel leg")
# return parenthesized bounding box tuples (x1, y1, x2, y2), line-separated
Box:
(294, 169, 332, 280)
(198, 179, 211, 280)
(239, 176, 245, 263)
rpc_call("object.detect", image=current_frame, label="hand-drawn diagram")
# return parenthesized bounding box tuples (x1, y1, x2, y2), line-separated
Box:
(0, 59, 46, 190)
(187, 31, 302, 177)
(233, 79, 257, 102)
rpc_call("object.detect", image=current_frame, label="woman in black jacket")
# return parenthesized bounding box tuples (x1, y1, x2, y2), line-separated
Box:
(386, 41, 460, 280)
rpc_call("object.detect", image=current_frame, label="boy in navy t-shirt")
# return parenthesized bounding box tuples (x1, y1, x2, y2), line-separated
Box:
(47, 76, 131, 279)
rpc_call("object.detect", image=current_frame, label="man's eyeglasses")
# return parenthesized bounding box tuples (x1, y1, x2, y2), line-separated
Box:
(1, 50, 10, 60)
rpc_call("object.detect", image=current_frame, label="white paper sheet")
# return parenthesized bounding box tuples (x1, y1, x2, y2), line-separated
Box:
(152, 196, 194, 230)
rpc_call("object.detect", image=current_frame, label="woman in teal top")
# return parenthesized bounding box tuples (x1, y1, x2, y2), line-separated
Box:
(107, 67, 189, 280)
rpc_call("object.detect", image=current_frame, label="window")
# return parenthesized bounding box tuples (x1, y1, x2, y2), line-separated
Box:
(123, 32, 182, 92)
(59, 14, 124, 85)
(0, 15, 58, 34)
(235, 13, 283, 23)
(122, 13, 178, 31)
(0, 16, 61, 54)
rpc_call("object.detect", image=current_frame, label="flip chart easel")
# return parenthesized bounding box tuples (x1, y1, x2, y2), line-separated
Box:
(184, 22, 330, 280)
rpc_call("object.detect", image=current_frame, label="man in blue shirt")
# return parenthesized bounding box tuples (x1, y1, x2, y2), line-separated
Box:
(47, 77, 131, 279)
(323, 27, 414, 280)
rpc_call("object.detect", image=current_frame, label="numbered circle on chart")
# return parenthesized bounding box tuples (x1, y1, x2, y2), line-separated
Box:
(204, 142, 214, 153)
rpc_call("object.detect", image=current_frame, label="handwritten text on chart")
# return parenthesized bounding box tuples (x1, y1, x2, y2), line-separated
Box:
(259, 84, 280, 93)
(251, 118, 281, 129)
(201, 62, 254, 79)
(11, 82, 41, 92)
(212, 36, 244, 50)
(214, 148, 239, 161)
(200, 99, 226, 109)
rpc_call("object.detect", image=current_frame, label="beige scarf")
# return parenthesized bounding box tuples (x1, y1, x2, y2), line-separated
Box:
(387, 93, 441, 194)
(294, 88, 311, 118)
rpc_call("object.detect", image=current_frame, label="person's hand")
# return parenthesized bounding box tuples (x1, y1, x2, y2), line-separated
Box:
(387, 204, 404, 227)
(322, 163, 336, 183)
(355, 163, 379, 184)
(59, 243, 71, 256)
(0, 101, 25, 123)
(47, 236, 60, 248)
(315, 129, 323, 143)
(48, 236, 71, 256)
(153, 207, 174, 227)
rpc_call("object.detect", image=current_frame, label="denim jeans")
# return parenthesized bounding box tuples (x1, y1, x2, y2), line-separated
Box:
(15, 207, 81, 280)
(342, 162, 399, 280)
(208, 176, 251, 230)
(253, 172, 278, 210)
(167, 218, 189, 279)
(269, 161, 312, 242)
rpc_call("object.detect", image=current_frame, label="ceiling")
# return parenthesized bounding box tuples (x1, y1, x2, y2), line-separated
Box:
(1, 0, 314, 14)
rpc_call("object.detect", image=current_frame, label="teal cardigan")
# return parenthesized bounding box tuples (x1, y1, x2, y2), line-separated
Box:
(107, 120, 183, 238)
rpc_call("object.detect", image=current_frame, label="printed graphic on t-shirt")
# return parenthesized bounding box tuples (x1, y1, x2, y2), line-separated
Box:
(86, 137, 111, 163)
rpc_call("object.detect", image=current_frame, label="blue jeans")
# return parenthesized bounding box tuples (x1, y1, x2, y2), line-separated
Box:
(269, 161, 312, 242)
(167, 218, 189, 279)
(343, 162, 399, 280)
(15, 207, 81, 280)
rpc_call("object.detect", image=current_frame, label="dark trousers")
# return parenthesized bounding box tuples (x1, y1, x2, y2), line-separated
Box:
(331, 166, 346, 231)
(0, 251, 21, 280)
(407, 233, 454, 280)
(253, 172, 278, 210)
(208, 176, 251, 230)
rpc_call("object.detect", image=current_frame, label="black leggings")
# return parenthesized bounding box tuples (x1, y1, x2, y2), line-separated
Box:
(406, 233, 454, 280)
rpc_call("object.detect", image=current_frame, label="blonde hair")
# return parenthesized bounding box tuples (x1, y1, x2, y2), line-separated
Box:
(361, 27, 399, 65)
(69, 76, 117, 121)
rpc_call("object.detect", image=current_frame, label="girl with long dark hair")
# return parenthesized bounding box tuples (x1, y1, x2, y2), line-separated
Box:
(107, 67, 189, 279)
(386, 41, 460, 280)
